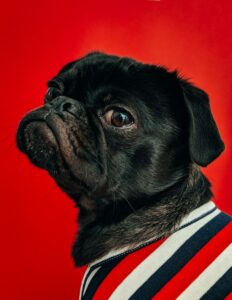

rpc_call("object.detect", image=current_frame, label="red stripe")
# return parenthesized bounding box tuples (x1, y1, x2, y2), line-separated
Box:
(152, 221, 232, 300)
(93, 238, 166, 300)
(225, 292, 232, 300)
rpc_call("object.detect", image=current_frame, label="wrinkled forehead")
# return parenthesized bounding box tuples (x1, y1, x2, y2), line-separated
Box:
(50, 57, 134, 95)
(49, 58, 139, 107)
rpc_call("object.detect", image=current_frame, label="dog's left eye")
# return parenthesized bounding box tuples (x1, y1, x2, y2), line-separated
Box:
(44, 87, 62, 103)
(102, 108, 134, 127)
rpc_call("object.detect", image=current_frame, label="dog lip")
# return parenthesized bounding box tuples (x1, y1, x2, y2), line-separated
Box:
(24, 121, 61, 168)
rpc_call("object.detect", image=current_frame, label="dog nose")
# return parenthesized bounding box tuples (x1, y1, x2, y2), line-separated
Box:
(47, 96, 82, 115)
(60, 99, 75, 112)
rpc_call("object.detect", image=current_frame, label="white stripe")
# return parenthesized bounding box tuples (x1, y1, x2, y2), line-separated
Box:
(79, 266, 101, 299)
(109, 209, 220, 300)
(179, 201, 216, 227)
(89, 201, 216, 267)
(177, 243, 232, 299)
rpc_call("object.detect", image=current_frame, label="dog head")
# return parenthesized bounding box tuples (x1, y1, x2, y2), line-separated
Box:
(16, 52, 225, 210)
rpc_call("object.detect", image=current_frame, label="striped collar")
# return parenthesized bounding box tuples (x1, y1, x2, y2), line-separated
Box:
(88, 201, 217, 268)
(80, 202, 232, 299)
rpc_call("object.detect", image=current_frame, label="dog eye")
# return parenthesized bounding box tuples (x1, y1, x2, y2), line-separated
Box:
(44, 87, 62, 103)
(103, 108, 134, 127)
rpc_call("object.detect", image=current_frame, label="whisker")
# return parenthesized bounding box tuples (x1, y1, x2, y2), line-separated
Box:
(122, 196, 137, 214)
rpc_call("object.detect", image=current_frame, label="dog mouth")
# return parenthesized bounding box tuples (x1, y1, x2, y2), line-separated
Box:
(17, 109, 104, 196)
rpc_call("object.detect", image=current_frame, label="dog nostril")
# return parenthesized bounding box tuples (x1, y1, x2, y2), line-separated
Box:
(62, 102, 72, 112)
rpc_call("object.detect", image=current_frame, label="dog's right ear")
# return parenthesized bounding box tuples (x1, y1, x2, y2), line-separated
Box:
(179, 78, 225, 167)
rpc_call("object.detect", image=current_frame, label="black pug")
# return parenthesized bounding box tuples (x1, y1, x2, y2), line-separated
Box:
(17, 52, 232, 298)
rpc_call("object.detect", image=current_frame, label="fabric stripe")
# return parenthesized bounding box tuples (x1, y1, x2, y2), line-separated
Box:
(153, 221, 232, 299)
(109, 208, 220, 300)
(179, 207, 217, 231)
(177, 244, 232, 299)
(88, 247, 131, 268)
(225, 292, 232, 300)
(92, 238, 166, 300)
(82, 257, 124, 300)
(79, 267, 92, 300)
(201, 267, 232, 299)
(81, 266, 101, 297)
(79, 268, 89, 300)
(179, 201, 216, 227)
(129, 213, 231, 300)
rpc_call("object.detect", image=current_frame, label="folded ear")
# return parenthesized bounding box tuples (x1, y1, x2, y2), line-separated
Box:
(180, 79, 225, 167)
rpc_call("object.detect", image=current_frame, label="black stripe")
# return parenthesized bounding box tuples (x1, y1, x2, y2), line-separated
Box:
(82, 256, 125, 300)
(201, 267, 232, 299)
(129, 213, 232, 300)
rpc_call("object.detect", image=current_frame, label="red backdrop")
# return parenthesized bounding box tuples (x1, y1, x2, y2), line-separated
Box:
(0, 0, 231, 299)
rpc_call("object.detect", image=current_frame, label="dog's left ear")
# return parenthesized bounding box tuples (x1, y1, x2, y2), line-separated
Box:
(179, 79, 225, 167)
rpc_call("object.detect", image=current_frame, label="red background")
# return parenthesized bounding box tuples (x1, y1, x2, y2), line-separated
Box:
(0, 0, 231, 299)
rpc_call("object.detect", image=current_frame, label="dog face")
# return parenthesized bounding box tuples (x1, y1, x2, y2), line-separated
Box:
(16, 52, 224, 208)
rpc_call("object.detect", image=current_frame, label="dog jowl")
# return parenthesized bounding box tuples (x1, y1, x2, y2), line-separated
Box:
(16, 52, 225, 266)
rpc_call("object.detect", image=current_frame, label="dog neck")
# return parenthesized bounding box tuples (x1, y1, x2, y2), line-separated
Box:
(72, 164, 212, 266)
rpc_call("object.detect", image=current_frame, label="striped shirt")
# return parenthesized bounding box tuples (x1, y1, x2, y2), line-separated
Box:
(79, 201, 232, 299)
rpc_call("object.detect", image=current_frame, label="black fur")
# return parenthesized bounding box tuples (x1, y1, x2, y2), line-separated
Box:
(16, 52, 225, 266)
